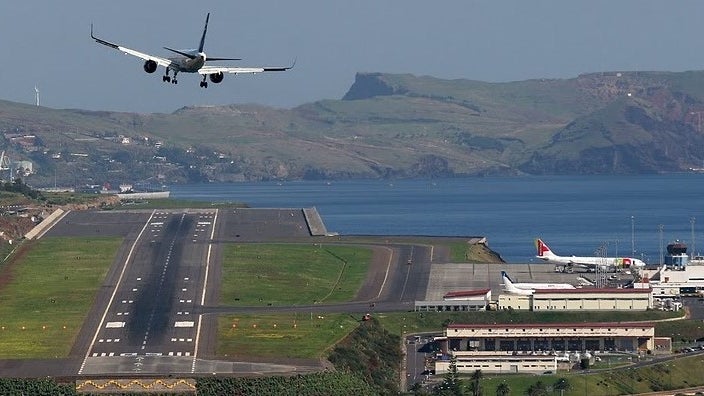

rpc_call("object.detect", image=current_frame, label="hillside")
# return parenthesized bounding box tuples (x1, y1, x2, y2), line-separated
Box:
(2, 70, 704, 187)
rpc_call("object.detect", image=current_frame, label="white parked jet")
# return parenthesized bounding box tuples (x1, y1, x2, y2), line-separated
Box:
(535, 238, 645, 272)
(91, 13, 293, 88)
(501, 271, 575, 295)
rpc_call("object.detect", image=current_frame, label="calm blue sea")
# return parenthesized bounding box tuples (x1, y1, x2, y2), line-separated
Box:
(169, 174, 704, 264)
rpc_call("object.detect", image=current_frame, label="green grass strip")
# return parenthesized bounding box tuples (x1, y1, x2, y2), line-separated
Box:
(0, 237, 121, 358)
(217, 313, 361, 359)
(478, 354, 704, 396)
(220, 244, 371, 306)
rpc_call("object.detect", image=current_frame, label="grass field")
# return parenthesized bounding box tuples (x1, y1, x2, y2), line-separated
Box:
(217, 313, 361, 359)
(476, 354, 704, 396)
(0, 237, 121, 358)
(219, 244, 371, 306)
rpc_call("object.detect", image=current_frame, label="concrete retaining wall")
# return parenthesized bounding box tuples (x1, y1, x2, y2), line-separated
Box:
(302, 207, 328, 236)
(24, 209, 65, 240)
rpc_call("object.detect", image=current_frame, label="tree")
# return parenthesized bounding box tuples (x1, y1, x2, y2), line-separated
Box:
(553, 378, 571, 396)
(527, 380, 548, 396)
(469, 369, 483, 396)
(433, 355, 463, 396)
(495, 381, 510, 396)
(410, 382, 430, 396)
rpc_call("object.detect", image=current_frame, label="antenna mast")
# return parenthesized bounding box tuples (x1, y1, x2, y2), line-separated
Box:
(34, 85, 40, 107)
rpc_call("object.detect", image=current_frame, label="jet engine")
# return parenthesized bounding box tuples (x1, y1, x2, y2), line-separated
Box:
(143, 60, 157, 73)
(209, 72, 224, 83)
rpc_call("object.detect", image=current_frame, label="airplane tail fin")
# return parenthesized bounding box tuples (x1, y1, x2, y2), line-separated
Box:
(501, 271, 531, 294)
(501, 271, 514, 286)
(199, 12, 210, 53)
(535, 238, 556, 258)
(196, 12, 242, 61)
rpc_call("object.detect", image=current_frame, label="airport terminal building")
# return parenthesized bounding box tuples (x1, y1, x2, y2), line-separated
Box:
(435, 322, 655, 374)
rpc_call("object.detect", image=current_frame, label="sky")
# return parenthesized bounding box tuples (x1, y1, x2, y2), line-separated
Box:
(2, 1, 704, 113)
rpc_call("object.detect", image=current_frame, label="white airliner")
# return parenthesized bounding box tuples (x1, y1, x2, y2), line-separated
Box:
(535, 238, 645, 272)
(501, 271, 575, 295)
(91, 13, 294, 88)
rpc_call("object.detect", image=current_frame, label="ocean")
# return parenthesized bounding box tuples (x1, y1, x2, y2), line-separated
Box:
(169, 174, 704, 264)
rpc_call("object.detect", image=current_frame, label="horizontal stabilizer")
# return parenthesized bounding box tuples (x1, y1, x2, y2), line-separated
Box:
(164, 47, 197, 59)
(207, 57, 242, 61)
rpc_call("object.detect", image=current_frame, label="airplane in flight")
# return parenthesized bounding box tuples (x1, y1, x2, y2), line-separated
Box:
(501, 270, 575, 295)
(90, 13, 294, 88)
(535, 238, 646, 272)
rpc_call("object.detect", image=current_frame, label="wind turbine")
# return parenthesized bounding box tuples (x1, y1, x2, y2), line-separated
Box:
(34, 85, 40, 106)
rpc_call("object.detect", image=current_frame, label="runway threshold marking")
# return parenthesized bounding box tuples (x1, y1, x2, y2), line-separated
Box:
(78, 210, 158, 375)
(192, 208, 218, 373)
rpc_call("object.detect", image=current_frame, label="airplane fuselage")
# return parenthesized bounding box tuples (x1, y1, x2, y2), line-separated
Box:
(500, 271, 575, 295)
(168, 52, 206, 73)
(535, 238, 645, 270)
(537, 255, 645, 269)
(510, 281, 575, 289)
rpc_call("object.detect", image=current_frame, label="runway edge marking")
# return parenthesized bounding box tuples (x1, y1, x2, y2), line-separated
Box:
(78, 210, 157, 375)
(376, 247, 394, 300)
(192, 208, 218, 373)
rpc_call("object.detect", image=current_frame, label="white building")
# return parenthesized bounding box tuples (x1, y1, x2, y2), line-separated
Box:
(414, 289, 491, 312)
(635, 264, 704, 298)
(498, 288, 653, 311)
(435, 351, 557, 375)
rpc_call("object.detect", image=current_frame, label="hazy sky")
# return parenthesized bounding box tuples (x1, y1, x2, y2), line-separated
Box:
(2, 1, 704, 113)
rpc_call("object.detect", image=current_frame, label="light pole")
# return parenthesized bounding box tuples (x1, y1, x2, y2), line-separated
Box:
(631, 216, 635, 257)
(692, 217, 697, 256)
(659, 225, 665, 265)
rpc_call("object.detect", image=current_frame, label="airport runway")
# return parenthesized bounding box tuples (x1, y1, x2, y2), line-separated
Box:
(0, 207, 576, 377)
(11, 208, 404, 376)
(72, 210, 217, 375)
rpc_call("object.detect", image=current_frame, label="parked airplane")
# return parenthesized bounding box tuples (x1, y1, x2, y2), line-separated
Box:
(535, 238, 646, 272)
(91, 13, 294, 88)
(501, 271, 575, 295)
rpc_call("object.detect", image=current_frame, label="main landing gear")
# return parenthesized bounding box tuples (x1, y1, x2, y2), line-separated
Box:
(162, 69, 178, 84)
(199, 75, 208, 88)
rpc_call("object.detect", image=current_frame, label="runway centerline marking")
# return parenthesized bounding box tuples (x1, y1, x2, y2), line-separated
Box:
(79, 210, 157, 375)
(139, 213, 186, 351)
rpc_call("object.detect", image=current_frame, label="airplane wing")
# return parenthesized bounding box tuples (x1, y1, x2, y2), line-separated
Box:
(198, 60, 295, 75)
(91, 25, 175, 69)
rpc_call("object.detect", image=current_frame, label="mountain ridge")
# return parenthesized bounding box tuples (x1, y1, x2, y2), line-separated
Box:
(1, 70, 704, 187)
